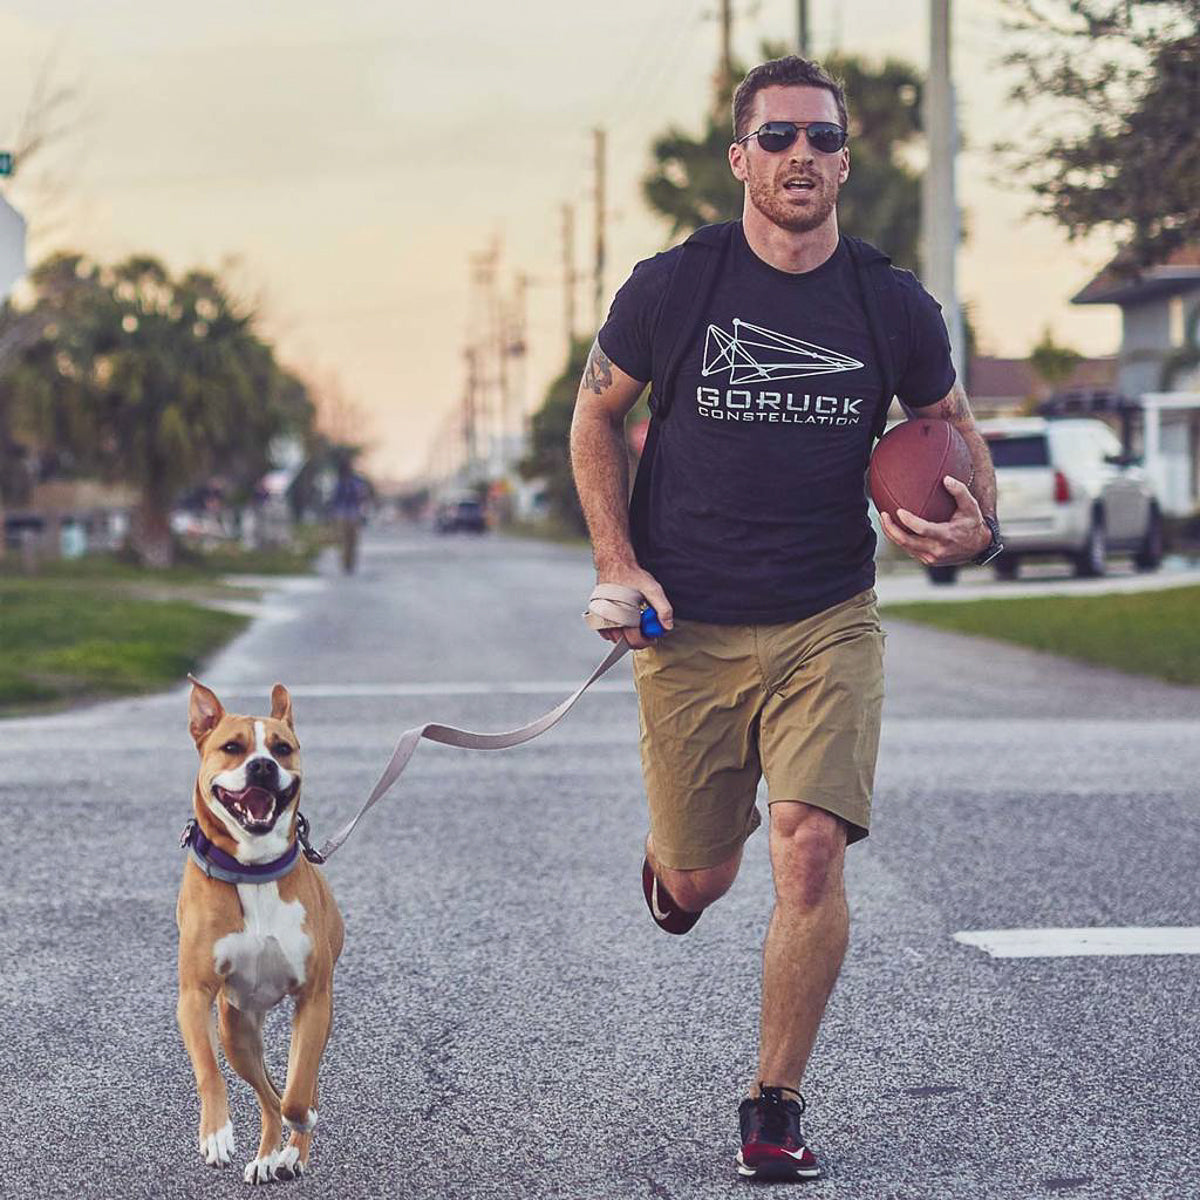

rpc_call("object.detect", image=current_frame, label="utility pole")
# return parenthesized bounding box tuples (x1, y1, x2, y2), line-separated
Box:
(720, 0, 734, 94)
(462, 345, 478, 474)
(922, 0, 965, 380)
(593, 128, 607, 331)
(562, 203, 576, 353)
(711, 0, 735, 111)
(467, 240, 501, 477)
(510, 272, 529, 445)
(496, 291, 510, 475)
(798, 0, 810, 56)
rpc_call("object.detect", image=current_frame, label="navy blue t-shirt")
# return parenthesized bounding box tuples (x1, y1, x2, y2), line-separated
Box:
(598, 222, 956, 624)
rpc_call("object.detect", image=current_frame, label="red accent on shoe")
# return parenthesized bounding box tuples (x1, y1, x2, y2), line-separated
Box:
(736, 1143, 820, 1180)
(736, 1089, 821, 1180)
(641, 857, 701, 935)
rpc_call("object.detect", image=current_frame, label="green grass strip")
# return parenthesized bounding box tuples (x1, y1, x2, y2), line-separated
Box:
(0, 578, 248, 714)
(884, 584, 1200, 686)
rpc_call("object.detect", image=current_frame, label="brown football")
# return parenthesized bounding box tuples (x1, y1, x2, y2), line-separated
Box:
(869, 418, 973, 525)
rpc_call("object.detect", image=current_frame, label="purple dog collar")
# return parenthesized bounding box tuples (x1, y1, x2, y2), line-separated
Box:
(180, 818, 301, 885)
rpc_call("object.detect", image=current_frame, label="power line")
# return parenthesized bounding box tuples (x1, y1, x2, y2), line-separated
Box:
(80, 157, 419, 192)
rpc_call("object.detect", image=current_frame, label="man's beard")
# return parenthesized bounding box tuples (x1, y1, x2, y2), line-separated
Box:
(747, 170, 839, 233)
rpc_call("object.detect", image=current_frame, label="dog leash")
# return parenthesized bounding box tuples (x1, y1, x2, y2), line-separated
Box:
(310, 585, 656, 863)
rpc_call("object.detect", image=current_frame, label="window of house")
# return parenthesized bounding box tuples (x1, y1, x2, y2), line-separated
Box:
(1169, 295, 1185, 347)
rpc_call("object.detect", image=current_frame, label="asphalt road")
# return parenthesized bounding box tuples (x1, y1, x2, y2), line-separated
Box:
(2, 525, 1198, 1200)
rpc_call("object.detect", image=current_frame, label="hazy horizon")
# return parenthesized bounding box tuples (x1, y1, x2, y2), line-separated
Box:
(1, 0, 1122, 483)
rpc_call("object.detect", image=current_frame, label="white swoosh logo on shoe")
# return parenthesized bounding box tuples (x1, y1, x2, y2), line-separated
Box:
(650, 877, 672, 922)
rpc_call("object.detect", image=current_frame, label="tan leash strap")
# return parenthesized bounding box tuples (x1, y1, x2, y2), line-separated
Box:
(315, 639, 631, 861)
(582, 583, 646, 631)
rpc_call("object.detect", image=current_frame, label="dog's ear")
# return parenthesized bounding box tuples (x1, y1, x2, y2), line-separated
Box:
(188, 675, 225, 747)
(270, 683, 294, 730)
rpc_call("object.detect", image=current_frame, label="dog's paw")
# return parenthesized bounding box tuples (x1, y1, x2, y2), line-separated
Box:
(282, 1108, 318, 1136)
(199, 1120, 235, 1167)
(271, 1145, 305, 1182)
(243, 1150, 280, 1185)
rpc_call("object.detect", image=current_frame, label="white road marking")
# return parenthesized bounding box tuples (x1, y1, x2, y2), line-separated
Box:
(200, 680, 635, 698)
(954, 926, 1200, 958)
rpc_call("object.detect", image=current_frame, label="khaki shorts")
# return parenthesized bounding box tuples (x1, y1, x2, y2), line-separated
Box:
(631, 588, 885, 870)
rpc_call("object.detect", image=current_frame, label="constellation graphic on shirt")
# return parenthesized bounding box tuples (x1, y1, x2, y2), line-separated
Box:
(701, 318, 864, 384)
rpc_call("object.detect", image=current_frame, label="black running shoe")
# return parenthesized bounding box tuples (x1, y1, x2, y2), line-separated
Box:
(736, 1087, 821, 1181)
(641, 857, 701, 935)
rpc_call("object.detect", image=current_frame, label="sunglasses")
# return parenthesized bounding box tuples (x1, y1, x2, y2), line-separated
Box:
(737, 120, 848, 155)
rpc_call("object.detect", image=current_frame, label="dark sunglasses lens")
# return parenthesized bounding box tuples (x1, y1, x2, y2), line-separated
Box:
(757, 122, 798, 152)
(807, 123, 846, 153)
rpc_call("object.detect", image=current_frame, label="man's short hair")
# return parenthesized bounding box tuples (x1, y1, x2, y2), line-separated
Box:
(732, 56, 849, 140)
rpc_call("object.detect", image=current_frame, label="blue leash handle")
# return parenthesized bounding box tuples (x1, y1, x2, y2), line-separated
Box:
(640, 607, 666, 639)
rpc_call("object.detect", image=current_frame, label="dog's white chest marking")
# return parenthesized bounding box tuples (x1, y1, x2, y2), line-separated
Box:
(214, 883, 311, 1012)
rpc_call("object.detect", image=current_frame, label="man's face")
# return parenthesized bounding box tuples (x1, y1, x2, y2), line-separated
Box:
(729, 84, 850, 234)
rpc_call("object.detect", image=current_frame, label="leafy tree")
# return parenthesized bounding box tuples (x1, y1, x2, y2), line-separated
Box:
(1029, 326, 1084, 389)
(641, 49, 926, 267)
(1002, 0, 1200, 268)
(4, 252, 314, 565)
(642, 82, 744, 239)
(520, 338, 593, 535)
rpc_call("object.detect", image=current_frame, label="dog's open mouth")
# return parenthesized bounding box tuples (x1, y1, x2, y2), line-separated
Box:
(212, 779, 299, 832)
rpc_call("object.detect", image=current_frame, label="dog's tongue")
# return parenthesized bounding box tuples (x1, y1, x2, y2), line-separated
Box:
(238, 787, 275, 821)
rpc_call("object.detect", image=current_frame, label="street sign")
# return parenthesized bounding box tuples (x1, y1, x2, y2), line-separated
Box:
(0, 194, 27, 298)
(0, 153, 13, 177)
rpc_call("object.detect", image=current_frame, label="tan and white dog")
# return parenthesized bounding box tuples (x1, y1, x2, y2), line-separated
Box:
(177, 678, 344, 1184)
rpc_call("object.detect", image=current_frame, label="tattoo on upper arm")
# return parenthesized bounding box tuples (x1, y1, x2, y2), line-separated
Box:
(927, 382, 972, 425)
(946, 383, 972, 423)
(583, 340, 614, 395)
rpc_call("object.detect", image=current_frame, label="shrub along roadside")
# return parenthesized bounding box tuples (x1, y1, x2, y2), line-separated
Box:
(0, 578, 248, 713)
(884, 585, 1200, 687)
(0, 541, 322, 715)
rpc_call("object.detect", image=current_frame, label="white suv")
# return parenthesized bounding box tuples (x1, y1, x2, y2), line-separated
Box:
(962, 417, 1163, 582)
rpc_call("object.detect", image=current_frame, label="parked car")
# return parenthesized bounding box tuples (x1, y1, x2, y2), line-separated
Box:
(434, 496, 487, 534)
(927, 417, 1163, 584)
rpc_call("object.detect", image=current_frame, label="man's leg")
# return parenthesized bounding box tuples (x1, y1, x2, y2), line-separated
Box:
(632, 619, 763, 929)
(755, 801, 848, 1092)
(645, 833, 742, 913)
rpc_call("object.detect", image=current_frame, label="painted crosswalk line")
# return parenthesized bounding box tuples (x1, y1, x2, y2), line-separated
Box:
(954, 926, 1200, 958)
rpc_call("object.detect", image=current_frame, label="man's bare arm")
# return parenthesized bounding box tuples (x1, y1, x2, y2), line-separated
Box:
(569, 338, 674, 644)
(571, 339, 642, 571)
(882, 382, 996, 564)
(904, 382, 996, 521)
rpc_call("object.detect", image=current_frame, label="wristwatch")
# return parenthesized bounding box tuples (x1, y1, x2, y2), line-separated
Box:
(972, 515, 1004, 566)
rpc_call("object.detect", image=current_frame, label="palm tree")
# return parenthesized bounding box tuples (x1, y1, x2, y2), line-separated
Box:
(6, 252, 313, 565)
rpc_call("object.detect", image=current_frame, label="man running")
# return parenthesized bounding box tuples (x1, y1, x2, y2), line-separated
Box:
(569, 55, 1000, 1180)
(330, 459, 368, 574)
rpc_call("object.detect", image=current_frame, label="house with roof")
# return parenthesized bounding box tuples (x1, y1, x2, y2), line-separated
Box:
(967, 355, 1117, 420)
(1072, 246, 1200, 515)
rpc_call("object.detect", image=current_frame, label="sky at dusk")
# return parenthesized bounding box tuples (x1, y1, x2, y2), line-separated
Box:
(0, 0, 1122, 483)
